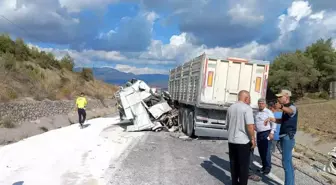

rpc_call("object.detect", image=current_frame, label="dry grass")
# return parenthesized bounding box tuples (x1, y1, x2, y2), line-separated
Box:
(0, 116, 16, 128)
(297, 99, 336, 142)
(0, 61, 118, 102)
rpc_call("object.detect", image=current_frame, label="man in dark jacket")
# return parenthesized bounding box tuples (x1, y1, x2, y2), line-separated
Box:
(275, 89, 298, 185)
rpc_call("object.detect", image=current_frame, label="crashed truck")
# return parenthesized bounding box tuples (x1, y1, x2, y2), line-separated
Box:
(114, 79, 177, 132)
(168, 53, 270, 138)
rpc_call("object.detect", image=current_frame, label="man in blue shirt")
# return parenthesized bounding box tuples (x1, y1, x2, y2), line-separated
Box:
(268, 102, 282, 154)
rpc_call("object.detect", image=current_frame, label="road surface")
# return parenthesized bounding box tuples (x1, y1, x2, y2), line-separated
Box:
(109, 132, 322, 185)
(0, 116, 322, 185)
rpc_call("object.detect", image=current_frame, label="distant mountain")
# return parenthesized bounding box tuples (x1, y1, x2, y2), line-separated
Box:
(74, 67, 169, 88)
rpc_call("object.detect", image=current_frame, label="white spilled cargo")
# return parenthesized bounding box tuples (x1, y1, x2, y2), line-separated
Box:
(115, 79, 178, 132)
(323, 147, 336, 176)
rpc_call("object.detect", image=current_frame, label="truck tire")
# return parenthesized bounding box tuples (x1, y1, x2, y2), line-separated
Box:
(179, 108, 187, 133)
(186, 110, 194, 137)
(182, 109, 189, 134)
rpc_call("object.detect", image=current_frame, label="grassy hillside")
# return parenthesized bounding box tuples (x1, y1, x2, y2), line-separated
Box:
(0, 34, 118, 102)
(297, 99, 336, 142)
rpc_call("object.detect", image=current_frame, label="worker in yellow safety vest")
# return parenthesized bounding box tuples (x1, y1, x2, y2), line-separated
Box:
(76, 92, 87, 127)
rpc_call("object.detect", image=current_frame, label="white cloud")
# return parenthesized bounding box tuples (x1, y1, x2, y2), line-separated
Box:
(28, 44, 126, 65)
(59, 0, 120, 12)
(309, 11, 325, 20)
(274, 1, 336, 52)
(0, 0, 96, 45)
(78, 11, 157, 52)
(145, 11, 159, 23)
(288, 1, 312, 21)
(278, 1, 313, 35)
(114, 64, 168, 74)
(139, 0, 336, 64)
(140, 32, 269, 64)
(228, 3, 264, 26)
(10, 0, 336, 76)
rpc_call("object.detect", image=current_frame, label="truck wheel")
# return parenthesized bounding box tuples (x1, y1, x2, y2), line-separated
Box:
(182, 109, 189, 134)
(186, 110, 194, 137)
(179, 108, 186, 133)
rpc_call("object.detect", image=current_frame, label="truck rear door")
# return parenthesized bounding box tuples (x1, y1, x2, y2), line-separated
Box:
(200, 56, 269, 108)
(200, 58, 228, 104)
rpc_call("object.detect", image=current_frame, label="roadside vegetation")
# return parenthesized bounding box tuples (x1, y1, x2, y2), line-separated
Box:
(268, 38, 336, 101)
(0, 33, 118, 102)
(267, 38, 336, 141)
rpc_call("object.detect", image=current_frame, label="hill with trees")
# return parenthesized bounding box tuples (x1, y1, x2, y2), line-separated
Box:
(268, 38, 336, 101)
(0, 34, 117, 102)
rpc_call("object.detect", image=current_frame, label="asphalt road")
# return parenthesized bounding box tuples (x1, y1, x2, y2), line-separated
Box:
(107, 131, 322, 185)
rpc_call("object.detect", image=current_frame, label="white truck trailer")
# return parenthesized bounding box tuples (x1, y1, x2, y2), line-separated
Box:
(168, 53, 270, 138)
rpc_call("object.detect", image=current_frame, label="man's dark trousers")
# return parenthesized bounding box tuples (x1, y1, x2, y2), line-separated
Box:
(78, 108, 86, 125)
(229, 142, 251, 185)
(257, 130, 272, 173)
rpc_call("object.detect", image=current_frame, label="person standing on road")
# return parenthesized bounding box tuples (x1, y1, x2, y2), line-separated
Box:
(254, 98, 276, 174)
(226, 90, 256, 185)
(275, 89, 298, 185)
(268, 102, 282, 154)
(76, 92, 87, 127)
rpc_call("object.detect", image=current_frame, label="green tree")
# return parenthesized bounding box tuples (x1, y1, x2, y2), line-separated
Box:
(305, 38, 336, 91)
(60, 54, 74, 71)
(269, 51, 320, 98)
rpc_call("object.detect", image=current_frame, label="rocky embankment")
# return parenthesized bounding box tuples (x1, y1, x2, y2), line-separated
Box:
(0, 98, 117, 145)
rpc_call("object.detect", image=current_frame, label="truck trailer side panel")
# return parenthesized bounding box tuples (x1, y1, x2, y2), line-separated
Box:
(168, 54, 203, 105)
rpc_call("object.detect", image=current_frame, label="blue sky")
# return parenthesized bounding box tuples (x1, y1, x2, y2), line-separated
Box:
(0, 0, 336, 74)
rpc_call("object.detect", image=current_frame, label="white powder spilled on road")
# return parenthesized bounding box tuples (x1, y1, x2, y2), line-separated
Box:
(0, 117, 144, 185)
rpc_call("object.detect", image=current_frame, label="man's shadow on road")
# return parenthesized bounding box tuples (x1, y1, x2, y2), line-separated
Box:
(201, 155, 282, 185)
(13, 181, 24, 185)
(200, 156, 231, 184)
(81, 123, 91, 129)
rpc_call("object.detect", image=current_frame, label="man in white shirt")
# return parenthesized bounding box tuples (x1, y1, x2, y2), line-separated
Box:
(254, 98, 276, 174)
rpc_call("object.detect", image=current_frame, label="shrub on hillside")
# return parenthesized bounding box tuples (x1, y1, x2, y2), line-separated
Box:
(0, 34, 15, 54)
(319, 91, 330, 100)
(0, 116, 15, 128)
(37, 51, 61, 69)
(14, 38, 30, 61)
(6, 89, 17, 100)
(2, 52, 17, 71)
(80, 68, 94, 81)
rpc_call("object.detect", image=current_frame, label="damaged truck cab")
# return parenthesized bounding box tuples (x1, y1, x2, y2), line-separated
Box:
(168, 53, 270, 138)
